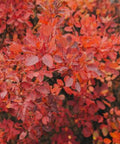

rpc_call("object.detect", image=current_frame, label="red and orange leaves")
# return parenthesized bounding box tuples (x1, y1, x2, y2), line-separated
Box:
(0, 0, 120, 143)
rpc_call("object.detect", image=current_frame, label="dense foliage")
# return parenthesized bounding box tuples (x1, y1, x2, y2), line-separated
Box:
(0, 0, 120, 143)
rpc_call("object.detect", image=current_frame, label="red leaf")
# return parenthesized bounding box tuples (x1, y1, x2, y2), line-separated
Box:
(75, 81, 81, 92)
(41, 70, 53, 78)
(115, 107, 120, 116)
(42, 54, 53, 68)
(86, 99, 94, 106)
(42, 116, 50, 125)
(25, 55, 39, 66)
(35, 111, 42, 120)
(96, 100, 106, 110)
(21, 82, 32, 89)
(36, 83, 50, 95)
(106, 95, 116, 102)
(64, 76, 73, 87)
(19, 131, 27, 140)
(64, 26, 73, 32)
(82, 127, 92, 137)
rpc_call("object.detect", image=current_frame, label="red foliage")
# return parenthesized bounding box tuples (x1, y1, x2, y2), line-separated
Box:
(0, 0, 120, 143)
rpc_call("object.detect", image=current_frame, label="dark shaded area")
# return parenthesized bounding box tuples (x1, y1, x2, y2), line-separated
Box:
(0, 111, 22, 123)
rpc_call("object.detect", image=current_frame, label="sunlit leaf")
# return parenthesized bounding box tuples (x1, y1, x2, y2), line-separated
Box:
(42, 54, 53, 68)
(64, 76, 73, 87)
(19, 131, 27, 140)
(25, 55, 39, 66)
(75, 81, 81, 92)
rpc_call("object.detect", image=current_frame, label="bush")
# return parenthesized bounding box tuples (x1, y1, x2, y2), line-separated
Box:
(0, 0, 120, 143)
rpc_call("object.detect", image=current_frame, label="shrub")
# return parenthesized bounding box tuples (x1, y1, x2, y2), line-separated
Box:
(0, 0, 120, 143)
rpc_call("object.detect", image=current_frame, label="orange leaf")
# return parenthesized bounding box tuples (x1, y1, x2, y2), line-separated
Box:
(88, 86, 94, 92)
(110, 122, 118, 130)
(102, 100, 111, 107)
(9, 43, 22, 54)
(110, 131, 120, 138)
(109, 62, 119, 69)
(103, 138, 111, 144)
(57, 79, 64, 86)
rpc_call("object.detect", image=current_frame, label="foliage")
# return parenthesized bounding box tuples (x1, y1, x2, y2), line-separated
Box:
(0, 0, 120, 143)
